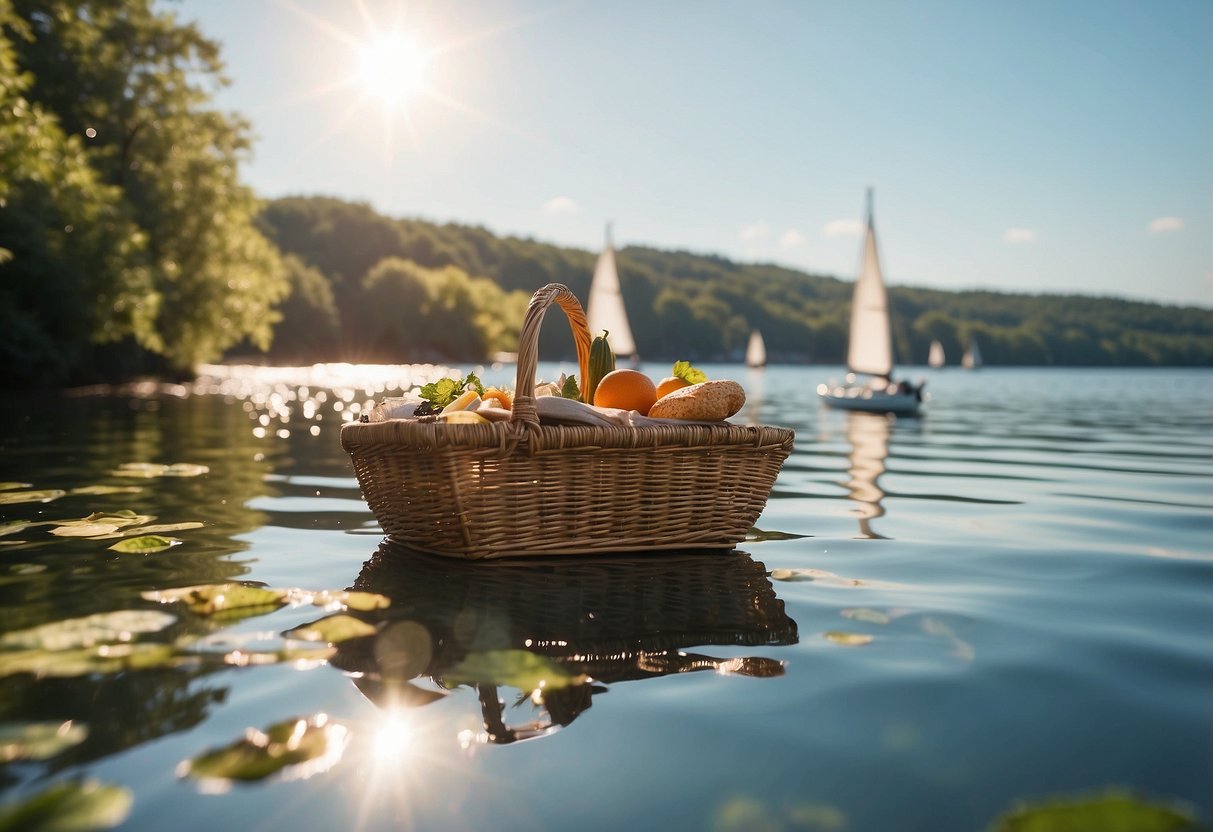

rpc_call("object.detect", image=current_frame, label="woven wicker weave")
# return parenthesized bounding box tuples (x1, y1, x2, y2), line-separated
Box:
(341, 283, 795, 559)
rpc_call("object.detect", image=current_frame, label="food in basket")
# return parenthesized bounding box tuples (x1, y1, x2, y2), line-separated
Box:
(593, 368, 658, 414)
(655, 360, 708, 399)
(481, 387, 513, 410)
(442, 389, 481, 413)
(583, 331, 616, 404)
(438, 410, 490, 424)
(648, 379, 746, 421)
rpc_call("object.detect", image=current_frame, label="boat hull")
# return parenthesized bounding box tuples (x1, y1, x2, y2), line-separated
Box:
(818, 385, 922, 415)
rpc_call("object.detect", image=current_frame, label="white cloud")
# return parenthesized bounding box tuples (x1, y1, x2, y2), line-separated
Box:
(822, 219, 863, 237)
(542, 196, 578, 215)
(1148, 216, 1184, 234)
(1004, 228, 1036, 243)
(740, 220, 770, 241)
(779, 229, 808, 249)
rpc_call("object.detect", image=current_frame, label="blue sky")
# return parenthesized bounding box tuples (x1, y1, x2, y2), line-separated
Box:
(174, 0, 1211, 306)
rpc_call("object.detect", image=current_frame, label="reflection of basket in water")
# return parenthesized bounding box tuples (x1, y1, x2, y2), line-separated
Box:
(335, 542, 799, 742)
(340, 283, 795, 559)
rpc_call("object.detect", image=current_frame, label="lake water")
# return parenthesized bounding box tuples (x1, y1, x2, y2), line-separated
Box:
(1, 364, 1209, 831)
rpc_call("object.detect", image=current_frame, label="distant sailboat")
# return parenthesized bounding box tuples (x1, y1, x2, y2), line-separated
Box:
(817, 190, 924, 414)
(962, 338, 982, 370)
(586, 223, 637, 360)
(928, 339, 945, 369)
(746, 329, 767, 368)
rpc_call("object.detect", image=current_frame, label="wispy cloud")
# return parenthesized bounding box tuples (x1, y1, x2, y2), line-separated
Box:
(740, 220, 770, 242)
(542, 196, 578, 215)
(780, 229, 807, 249)
(1003, 228, 1036, 244)
(822, 219, 863, 237)
(1148, 216, 1184, 234)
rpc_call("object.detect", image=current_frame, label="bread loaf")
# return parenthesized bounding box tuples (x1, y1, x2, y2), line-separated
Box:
(648, 380, 746, 421)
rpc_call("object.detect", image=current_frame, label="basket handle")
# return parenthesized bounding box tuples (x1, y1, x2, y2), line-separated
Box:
(511, 283, 591, 426)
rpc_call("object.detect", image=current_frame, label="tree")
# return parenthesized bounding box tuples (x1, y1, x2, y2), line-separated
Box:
(2, 0, 286, 381)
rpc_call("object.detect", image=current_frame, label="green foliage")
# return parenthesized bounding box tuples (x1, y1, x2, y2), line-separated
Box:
(418, 372, 485, 409)
(261, 196, 1212, 367)
(0, 0, 286, 384)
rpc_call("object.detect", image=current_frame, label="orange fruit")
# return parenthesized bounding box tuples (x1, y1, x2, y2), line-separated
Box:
(593, 369, 658, 415)
(655, 376, 690, 400)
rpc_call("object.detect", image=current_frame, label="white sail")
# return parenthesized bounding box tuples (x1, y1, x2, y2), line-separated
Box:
(962, 337, 982, 370)
(846, 191, 894, 379)
(586, 224, 637, 357)
(746, 329, 767, 367)
(928, 339, 945, 368)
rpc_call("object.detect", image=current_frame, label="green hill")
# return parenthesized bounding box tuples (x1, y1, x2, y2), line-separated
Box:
(257, 195, 1213, 367)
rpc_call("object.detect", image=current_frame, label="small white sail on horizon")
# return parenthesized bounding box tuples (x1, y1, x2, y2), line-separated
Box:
(746, 329, 767, 368)
(928, 339, 945, 369)
(962, 337, 982, 370)
(586, 223, 637, 357)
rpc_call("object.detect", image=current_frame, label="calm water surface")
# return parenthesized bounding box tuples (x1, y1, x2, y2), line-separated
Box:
(1, 365, 1209, 831)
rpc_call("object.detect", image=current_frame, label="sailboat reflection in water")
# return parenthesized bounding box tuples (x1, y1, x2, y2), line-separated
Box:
(332, 544, 798, 745)
(845, 412, 892, 540)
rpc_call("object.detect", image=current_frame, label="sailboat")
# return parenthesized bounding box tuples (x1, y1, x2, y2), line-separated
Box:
(586, 223, 637, 361)
(817, 190, 924, 415)
(745, 329, 767, 368)
(928, 339, 945, 369)
(962, 337, 982, 370)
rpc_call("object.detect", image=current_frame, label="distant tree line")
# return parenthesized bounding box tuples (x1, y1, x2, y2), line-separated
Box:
(257, 195, 1213, 368)
(1, 0, 1209, 387)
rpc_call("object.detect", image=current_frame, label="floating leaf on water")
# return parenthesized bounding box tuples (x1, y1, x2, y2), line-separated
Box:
(770, 567, 862, 585)
(0, 490, 65, 506)
(111, 462, 209, 479)
(50, 524, 122, 538)
(82, 511, 154, 528)
(841, 608, 891, 625)
(0, 779, 132, 831)
(68, 485, 144, 496)
(219, 644, 336, 668)
(0, 522, 32, 538)
(179, 714, 348, 784)
(0, 643, 180, 679)
(107, 535, 180, 554)
(823, 631, 874, 647)
(747, 527, 810, 542)
(283, 614, 376, 644)
(141, 583, 289, 617)
(443, 650, 586, 692)
(92, 522, 203, 540)
(309, 590, 391, 611)
(989, 788, 1200, 832)
(0, 482, 31, 492)
(0, 610, 176, 651)
(0, 721, 89, 763)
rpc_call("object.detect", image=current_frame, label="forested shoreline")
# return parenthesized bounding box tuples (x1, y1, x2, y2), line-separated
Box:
(2, 1, 1210, 388)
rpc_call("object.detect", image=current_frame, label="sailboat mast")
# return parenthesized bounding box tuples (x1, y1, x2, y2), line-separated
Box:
(586, 222, 637, 357)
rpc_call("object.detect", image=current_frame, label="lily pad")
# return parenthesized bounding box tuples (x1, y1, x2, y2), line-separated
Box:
(0, 721, 89, 763)
(0, 643, 179, 679)
(0, 610, 177, 651)
(0, 779, 132, 832)
(141, 583, 289, 617)
(283, 614, 376, 644)
(217, 645, 336, 668)
(179, 715, 348, 784)
(68, 485, 143, 496)
(0, 490, 65, 506)
(823, 631, 874, 647)
(107, 535, 180, 554)
(0, 522, 33, 538)
(841, 608, 891, 625)
(111, 462, 209, 478)
(989, 789, 1200, 831)
(309, 590, 390, 611)
(0, 482, 31, 491)
(50, 524, 122, 538)
(443, 650, 586, 692)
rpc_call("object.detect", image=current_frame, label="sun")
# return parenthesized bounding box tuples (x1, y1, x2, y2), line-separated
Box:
(355, 31, 430, 113)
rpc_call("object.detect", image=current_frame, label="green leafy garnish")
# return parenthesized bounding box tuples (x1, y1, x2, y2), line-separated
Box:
(671, 360, 707, 385)
(559, 374, 581, 400)
(417, 372, 485, 409)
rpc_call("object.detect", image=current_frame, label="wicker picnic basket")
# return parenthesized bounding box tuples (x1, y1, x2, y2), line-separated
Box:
(341, 283, 795, 559)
